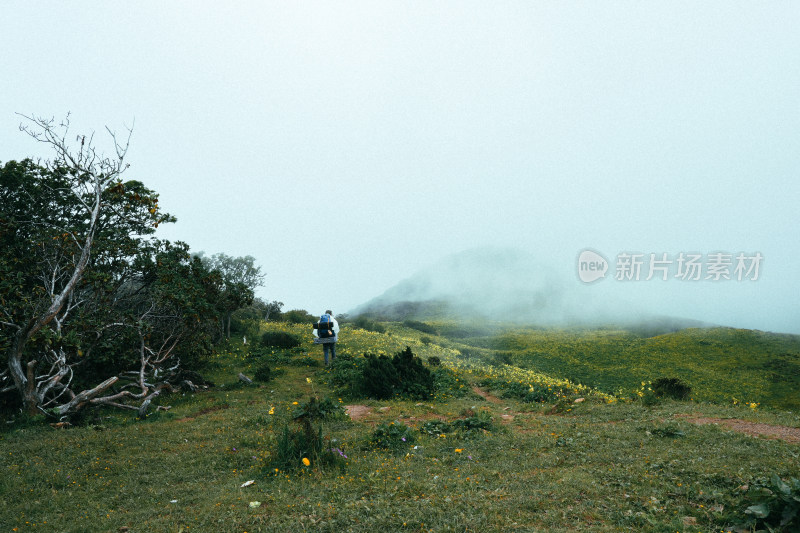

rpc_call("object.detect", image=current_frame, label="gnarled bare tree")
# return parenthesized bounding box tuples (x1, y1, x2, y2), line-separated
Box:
(1, 115, 215, 417)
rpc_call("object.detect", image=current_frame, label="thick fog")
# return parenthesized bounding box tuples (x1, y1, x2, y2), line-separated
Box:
(354, 246, 780, 332)
(2, 3, 798, 333)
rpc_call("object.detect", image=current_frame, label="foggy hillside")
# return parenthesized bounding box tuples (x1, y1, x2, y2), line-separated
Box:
(351, 247, 710, 332)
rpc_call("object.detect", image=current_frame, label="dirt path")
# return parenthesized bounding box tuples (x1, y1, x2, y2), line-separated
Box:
(678, 414, 800, 444)
(471, 385, 503, 404)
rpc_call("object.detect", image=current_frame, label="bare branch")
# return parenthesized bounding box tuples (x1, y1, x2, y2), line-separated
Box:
(50, 376, 119, 416)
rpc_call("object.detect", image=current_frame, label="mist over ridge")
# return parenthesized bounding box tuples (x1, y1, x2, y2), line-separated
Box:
(351, 246, 710, 331)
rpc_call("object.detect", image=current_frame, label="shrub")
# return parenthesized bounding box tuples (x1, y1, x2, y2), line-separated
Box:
(360, 353, 401, 400)
(392, 347, 434, 399)
(420, 420, 452, 437)
(253, 364, 272, 382)
(739, 474, 800, 531)
(266, 418, 344, 473)
(292, 396, 346, 421)
(332, 347, 435, 401)
(427, 356, 441, 366)
(451, 410, 494, 434)
(260, 331, 301, 349)
(651, 377, 692, 400)
(370, 420, 415, 451)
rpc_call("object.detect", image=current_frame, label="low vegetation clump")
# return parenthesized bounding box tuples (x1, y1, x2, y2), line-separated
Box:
(651, 376, 693, 400)
(370, 420, 416, 451)
(478, 377, 568, 403)
(292, 396, 346, 421)
(260, 331, 302, 349)
(252, 363, 272, 382)
(266, 418, 345, 473)
(419, 410, 494, 438)
(739, 474, 800, 531)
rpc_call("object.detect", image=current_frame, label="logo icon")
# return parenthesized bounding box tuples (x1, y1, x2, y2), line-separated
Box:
(577, 249, 608, 283)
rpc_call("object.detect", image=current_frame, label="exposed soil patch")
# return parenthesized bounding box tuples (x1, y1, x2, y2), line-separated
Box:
(177, 404, 230, 422)
(678, 414, 800, 444)
(471, 385, 504, 404)
(345, 405, 372, 421)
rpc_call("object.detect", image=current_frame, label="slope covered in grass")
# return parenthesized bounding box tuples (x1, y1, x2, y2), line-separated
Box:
(1, 321, 798, 532)
(451, 326, 800, 410)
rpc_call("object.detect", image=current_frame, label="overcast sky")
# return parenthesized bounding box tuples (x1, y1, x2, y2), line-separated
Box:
(2, 2, 799, 333)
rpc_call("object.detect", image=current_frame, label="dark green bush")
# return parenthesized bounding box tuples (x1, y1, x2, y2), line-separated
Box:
(253, 363, 272, 382)
(652, 377, 692, 400)
(427, 356, 441, 366)
(420, 420, 452, 437)
(331, 347, 434, 400)
(260, 331, 301, 349)
(230, 311, 261, 339)
(360, 353, 401, 400)
(392, 347, 434, 399)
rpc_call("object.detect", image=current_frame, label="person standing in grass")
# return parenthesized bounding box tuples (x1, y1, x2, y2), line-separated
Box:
(313, 310, 339, 366)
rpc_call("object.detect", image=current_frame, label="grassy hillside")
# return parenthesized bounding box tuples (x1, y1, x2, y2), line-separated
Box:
(448, 326, 800, 410)
(1, 321, 799, 532)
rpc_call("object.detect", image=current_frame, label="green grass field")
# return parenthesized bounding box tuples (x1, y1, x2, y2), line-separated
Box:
(2, 321, 799, 532)
(447, 325, 800, 410)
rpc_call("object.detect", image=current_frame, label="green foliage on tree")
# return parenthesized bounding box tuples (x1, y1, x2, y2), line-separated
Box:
(282, 309, 317, 324)
(0, 115, 229, 417)
(196, 252, 265, 339)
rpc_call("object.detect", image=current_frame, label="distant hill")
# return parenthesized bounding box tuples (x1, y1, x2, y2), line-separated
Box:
(351, 246, 711, 334)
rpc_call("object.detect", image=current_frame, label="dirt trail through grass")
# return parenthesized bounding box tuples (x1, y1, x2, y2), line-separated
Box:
(678, 414, 800, 444)
(471, 385, 503, 404)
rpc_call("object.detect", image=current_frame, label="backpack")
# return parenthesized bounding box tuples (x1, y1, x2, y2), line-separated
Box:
(314, 313, 334, 339)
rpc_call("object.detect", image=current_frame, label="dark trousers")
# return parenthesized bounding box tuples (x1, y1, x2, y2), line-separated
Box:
(323, 343, 336, 365)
